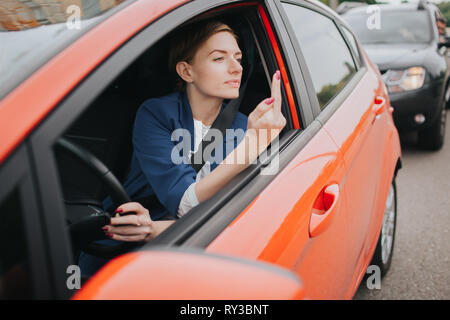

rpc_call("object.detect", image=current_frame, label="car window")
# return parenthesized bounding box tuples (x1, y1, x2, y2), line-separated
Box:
(343, 10, 432, 44)
(281, 2, 357, 109)
(341, 26, 362, 68)
(0, 187, 32, 299)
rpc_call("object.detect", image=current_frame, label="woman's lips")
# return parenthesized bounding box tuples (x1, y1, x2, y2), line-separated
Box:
(225, 80, 240, 87)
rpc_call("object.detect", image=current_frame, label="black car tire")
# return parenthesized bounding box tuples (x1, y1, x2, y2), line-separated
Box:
(418, 98, 447, 151)
(369, 179, 397, 278)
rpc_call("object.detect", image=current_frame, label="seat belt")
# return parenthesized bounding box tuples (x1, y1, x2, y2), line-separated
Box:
(189, 64, 253, 173)
(190, 22, 256, 172)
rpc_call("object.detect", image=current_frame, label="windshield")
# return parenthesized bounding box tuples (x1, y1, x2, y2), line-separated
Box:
(0, 0, 128, 100)
(343, 10, 432, 44)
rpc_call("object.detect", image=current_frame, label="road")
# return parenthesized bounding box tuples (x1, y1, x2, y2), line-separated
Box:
(354, 112, 450, 300)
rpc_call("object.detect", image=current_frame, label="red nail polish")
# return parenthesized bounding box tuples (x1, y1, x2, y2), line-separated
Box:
(276, 70, 280, 80)
(106, 233, 112, 238)
(265, 97, 275, 105)
(115, 208, 123, 213)
(101, 227, 107, 231)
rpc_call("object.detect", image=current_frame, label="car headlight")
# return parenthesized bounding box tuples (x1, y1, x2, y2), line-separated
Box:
(382, 67, 426, 92)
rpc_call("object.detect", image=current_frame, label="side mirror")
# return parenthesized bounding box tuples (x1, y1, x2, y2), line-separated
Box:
(73, 248, 305, 300)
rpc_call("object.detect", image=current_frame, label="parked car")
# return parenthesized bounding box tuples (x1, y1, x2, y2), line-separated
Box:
(0, 0, 401, 300)
(342, 1, 450, 150)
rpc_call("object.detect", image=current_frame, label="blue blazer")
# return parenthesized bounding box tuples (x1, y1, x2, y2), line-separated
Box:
(103, 90, 248, 220)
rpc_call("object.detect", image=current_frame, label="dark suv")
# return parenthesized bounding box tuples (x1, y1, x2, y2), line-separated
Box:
(342, 1, 450, 150)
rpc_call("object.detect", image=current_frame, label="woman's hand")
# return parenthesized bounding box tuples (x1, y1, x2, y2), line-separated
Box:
(101, 202, 175, 242)
(247, 70, 287, 148)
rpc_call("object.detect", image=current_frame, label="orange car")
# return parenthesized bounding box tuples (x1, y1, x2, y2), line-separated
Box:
(0, 0, 401, 300)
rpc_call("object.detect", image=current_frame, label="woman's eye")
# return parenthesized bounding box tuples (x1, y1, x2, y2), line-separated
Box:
(213, 56, 241, 63)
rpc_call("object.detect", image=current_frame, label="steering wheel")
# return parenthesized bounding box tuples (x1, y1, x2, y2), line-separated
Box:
(56, 137, 144, 259)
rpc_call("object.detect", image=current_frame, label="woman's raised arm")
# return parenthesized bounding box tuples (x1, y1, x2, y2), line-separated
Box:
(194, 71, 286, 203)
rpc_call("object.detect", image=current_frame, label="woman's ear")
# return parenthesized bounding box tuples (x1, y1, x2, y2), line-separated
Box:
(176, 61, 194, 84)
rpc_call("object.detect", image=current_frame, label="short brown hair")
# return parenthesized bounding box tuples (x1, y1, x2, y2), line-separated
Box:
(168, 20, 239, 91)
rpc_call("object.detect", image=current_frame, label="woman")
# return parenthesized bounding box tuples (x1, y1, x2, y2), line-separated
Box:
(79, 20, 285, 274)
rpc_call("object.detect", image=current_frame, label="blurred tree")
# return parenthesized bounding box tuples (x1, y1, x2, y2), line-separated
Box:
(330, 0, 339, 10)
(438, 1, 450, 26)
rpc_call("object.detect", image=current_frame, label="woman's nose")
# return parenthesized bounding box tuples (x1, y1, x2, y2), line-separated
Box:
(229, 58, 243, 74)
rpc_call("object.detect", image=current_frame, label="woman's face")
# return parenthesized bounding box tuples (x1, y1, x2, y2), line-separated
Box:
(188, 31, 243, 100)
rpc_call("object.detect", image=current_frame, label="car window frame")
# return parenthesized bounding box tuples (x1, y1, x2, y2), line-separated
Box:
(262, 0, 315, 127)
(274, 0, 321, 118)
(0, 144, 52, 299)
(338, 24, 363, 70)
(28, 0, 317, 280)
(278, 0, 367, 121)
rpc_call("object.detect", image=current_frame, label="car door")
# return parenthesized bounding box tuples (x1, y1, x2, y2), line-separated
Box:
(279, 0, 389, 297)
(174, 0, 355, 299)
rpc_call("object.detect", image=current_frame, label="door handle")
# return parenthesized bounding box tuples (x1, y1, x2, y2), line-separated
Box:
(373, 96, 386, 116)
(309, 184, 339, 237)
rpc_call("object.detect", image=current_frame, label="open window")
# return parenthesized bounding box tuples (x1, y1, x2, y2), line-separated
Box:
(37, 3, 299, 283)
(54, 7, 285, 203)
